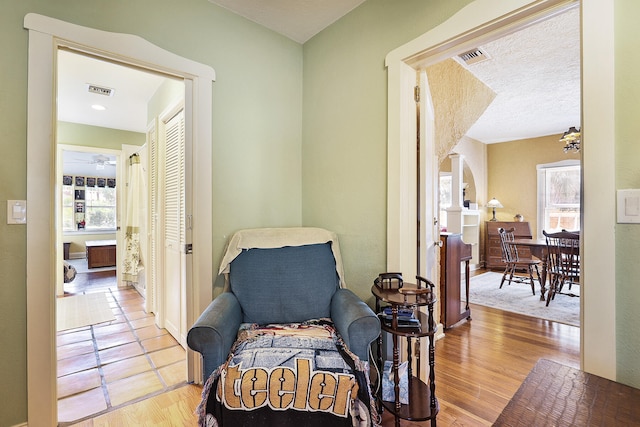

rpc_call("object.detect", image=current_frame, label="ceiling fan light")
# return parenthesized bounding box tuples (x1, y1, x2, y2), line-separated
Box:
(560, 126, 581, 152)
(560, 126, 580, 142)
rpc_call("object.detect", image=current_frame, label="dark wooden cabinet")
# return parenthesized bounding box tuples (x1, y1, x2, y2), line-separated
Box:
(485, 221, 532, 269)
(86, 240, 116, 269)
(440, 233, 472, 329)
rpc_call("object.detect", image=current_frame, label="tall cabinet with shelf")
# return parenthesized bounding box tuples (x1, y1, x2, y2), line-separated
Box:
(444, 153, 480, 268)
(447, 209, 480, 267)
(461, 210, 480, 266)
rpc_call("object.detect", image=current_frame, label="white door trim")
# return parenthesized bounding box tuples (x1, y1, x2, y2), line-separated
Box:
(386, 0, 616, 380)
(25, 13, 214, 426)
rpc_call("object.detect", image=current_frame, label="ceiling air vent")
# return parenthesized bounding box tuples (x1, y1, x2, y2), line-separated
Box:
(458, 48, 490, 65)
(87, 84, 115, 97)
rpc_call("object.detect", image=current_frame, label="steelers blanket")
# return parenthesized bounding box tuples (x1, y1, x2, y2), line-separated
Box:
(197, 320, 379, 427)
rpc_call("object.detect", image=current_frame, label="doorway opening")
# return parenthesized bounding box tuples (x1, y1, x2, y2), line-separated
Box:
(426, 6, 581, 327)
(54, 49, 190, 423)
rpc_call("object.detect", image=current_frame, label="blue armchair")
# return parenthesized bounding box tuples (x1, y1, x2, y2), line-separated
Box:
(187, 228, 381, 426)
(187, 227, 380, 382)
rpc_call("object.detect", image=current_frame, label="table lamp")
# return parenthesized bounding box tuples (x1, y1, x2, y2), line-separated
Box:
(487, 198, 503, 221)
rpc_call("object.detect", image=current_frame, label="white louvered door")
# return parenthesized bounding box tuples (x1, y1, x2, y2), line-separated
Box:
(163, 108, 186, 346)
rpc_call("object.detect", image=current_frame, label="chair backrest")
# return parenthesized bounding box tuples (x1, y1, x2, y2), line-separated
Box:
(228, 242, 340, 324)
(374, 272, 404, 290)
(543, 230, 580, 281)
(498, 227, 520, 262)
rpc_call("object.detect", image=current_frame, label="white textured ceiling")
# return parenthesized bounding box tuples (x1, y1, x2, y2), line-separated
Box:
(461, 7, 580, 143)
(207, 0, 367, 44)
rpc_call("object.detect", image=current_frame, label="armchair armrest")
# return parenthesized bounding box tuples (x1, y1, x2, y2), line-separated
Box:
(187, 292, 242, 382)
(331, 289, 380, 362)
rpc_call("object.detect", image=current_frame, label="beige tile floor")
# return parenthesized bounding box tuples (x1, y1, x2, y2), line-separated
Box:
(57, 271, 187, 425)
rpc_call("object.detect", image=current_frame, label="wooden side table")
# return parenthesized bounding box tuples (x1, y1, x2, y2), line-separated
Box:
(372, 273, 439, 427)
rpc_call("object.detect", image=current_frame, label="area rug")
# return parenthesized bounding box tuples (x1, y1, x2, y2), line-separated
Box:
(57, 292, 115, 331)
(469, 271, 580, 327)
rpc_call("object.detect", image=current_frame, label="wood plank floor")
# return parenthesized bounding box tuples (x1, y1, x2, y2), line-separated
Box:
(70, 301, 580, 426)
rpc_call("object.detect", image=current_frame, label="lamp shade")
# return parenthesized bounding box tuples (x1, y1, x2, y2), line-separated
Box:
(560, 127, 580, 142)
(486, 198, 503, 208)
(486, 198, 503, 221)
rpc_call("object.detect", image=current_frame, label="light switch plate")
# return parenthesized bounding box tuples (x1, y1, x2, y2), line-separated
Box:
(617, 190, 640, 223)
(7, 200, 27, 224)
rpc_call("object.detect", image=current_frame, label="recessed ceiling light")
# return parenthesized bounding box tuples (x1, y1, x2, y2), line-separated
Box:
(91, 104, 107, 111)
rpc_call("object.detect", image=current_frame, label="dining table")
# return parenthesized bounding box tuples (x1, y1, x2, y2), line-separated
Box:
(507, 238, 549, 300)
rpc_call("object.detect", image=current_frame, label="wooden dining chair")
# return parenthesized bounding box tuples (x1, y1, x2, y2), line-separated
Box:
(543, 230, 580, 306)
(497, 227, 541, 295)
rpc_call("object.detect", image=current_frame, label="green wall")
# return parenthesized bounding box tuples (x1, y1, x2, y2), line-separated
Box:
(58, 121, 145, 148)
(0, 0, 302, 425)
(302, 0, 473, 306)
(615, 0, 640, 387)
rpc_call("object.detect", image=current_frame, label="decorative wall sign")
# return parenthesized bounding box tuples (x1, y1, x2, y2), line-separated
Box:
(107, 178, 116, 188)
(86, 177, 96, 187)
(63, 175, 73, 186)
(97, 177, 106, 188)
(75, 202, 84, 213)
(75, 176, 85, 187)
(74, 190, 85, 200)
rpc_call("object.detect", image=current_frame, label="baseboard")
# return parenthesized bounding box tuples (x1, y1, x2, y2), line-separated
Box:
(70, 251, 85, 260)
(10, 422, 28, 427)
(435, 322, 445, 340)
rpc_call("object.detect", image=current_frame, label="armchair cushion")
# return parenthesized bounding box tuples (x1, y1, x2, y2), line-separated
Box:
(230, 243, 339, 324)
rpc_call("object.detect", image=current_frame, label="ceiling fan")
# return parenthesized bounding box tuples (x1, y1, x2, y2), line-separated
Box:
(68, 154, 116, 170)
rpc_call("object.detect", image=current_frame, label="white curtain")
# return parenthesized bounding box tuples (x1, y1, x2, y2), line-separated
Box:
(122, 153, 146, 283)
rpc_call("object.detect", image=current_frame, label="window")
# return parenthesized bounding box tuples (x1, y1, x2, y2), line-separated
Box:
(62, 185, 75, 231)
(62, 183, 116, 232)
(85, 186, 117, 231)
(537, 160, 581, 237)
(439, 174, 452, 230)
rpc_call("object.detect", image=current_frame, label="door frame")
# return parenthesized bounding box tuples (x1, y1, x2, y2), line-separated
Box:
(24, 13, 215, 426)
(385, 0, 616, 380)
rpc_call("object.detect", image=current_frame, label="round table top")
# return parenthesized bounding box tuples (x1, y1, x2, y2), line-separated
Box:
(371, 282, 436, 306)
